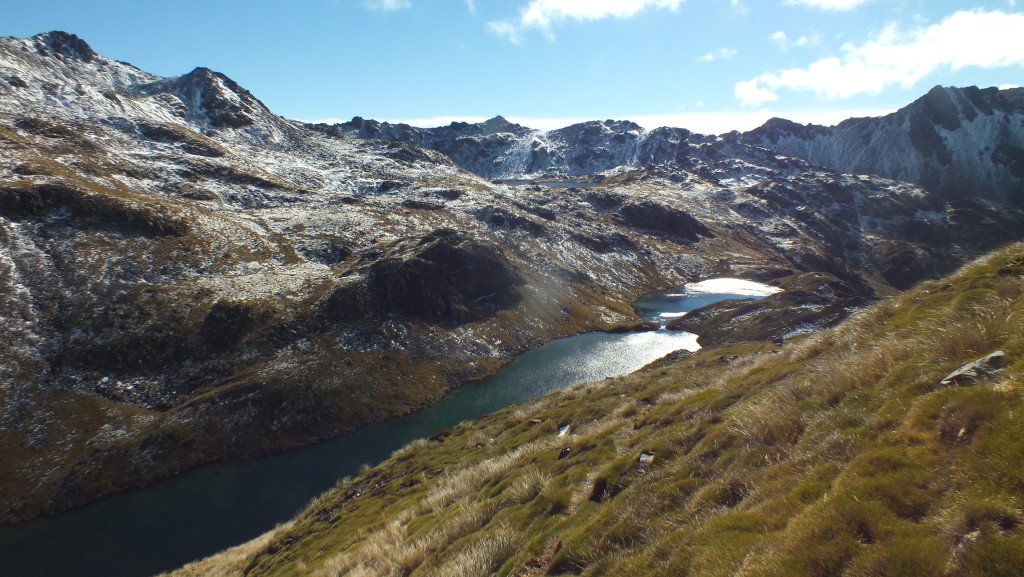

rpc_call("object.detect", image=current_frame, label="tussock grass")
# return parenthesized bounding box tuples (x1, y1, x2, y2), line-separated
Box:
(166, 243, 1024, 577)
(726, 390, 803, 447)
(426, 524, 521, 577)
(502, 465, 551, 505)
(422, 437, 559, 513)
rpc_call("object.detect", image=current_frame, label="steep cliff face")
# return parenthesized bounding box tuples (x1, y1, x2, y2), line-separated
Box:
(1, 32, 1022, 523)
(742, 85, 1024, 205)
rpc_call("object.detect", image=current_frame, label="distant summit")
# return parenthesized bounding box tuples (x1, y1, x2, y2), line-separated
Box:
(743, 85, 1024, 204)
(31, 31, 97, 63)
(137, 66, 271, 129)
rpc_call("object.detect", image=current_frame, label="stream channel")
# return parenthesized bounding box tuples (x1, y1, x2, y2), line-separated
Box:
(0, 279, 779, 577)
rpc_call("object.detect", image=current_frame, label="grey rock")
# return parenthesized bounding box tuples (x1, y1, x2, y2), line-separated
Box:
(637, 451, 655, 472)
(939, 351, 1007, 387)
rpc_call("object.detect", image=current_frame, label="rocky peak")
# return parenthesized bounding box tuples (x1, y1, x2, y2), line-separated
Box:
(0, 31, 284, 139)
(605, 119, 643, 132)
(137, 66, 270, 130)
(919, 85, 964, 131)
(909, 85, 1024, 124)
(742, 85, 1024, 205)
(743, 117, 829, 146)
(329, 84, 1024, 196)
(478, 115, 523, 135)
(549, 119, 643, 140)
(32, 31, 97, 63)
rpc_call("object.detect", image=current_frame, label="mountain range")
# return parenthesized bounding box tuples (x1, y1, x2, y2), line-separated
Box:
(317, 85, 1024, 208)
(1, 30, 1023, 530)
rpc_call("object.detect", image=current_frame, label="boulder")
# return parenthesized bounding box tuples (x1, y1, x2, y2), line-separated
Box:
(939, 351, 1006, 387)
(637, 451, 655, 472)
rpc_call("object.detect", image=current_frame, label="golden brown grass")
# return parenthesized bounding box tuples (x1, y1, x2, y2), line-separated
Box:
(163, 243, 1024, 577)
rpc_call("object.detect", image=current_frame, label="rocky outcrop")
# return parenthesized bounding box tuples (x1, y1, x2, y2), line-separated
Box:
(614, 201, 712, 242)
(0, 181, 188, 236)
(137, 67, 267, 129)
(368, 230, 524, 324)
(135, 121, 227, 157)
(939, 351, 1006, 387)
(33, 31, 97, 63)
(473, 206, 547, 236)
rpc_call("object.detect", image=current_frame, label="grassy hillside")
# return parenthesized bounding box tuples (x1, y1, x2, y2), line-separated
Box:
(165, 243, 1024, 577)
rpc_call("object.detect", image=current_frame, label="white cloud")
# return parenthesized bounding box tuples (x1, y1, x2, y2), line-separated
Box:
(487, 20, 523, 43)
(737, 9, 1024, 105)
(464, 0, 477, 16)
(784, 0, 871, 10)
(362, 0, 411, 11)
(488, 0, 686, 41)
(735, 79, 779, 106)
(696, 47, 738, 63)
(772, 30, 820, 49)
(794, 33, 821, 48)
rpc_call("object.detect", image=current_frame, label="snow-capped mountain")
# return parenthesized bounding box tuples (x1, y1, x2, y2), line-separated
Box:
(313, 115, 714, 180)
(0, 31, 297, 143)
(325, 85, 1024, 207)
(742, 85, 1024, 205)
(1, 31, 1022, 523)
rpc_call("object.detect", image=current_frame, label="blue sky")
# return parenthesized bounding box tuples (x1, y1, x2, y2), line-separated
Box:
(4, 0, 1022, 133)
